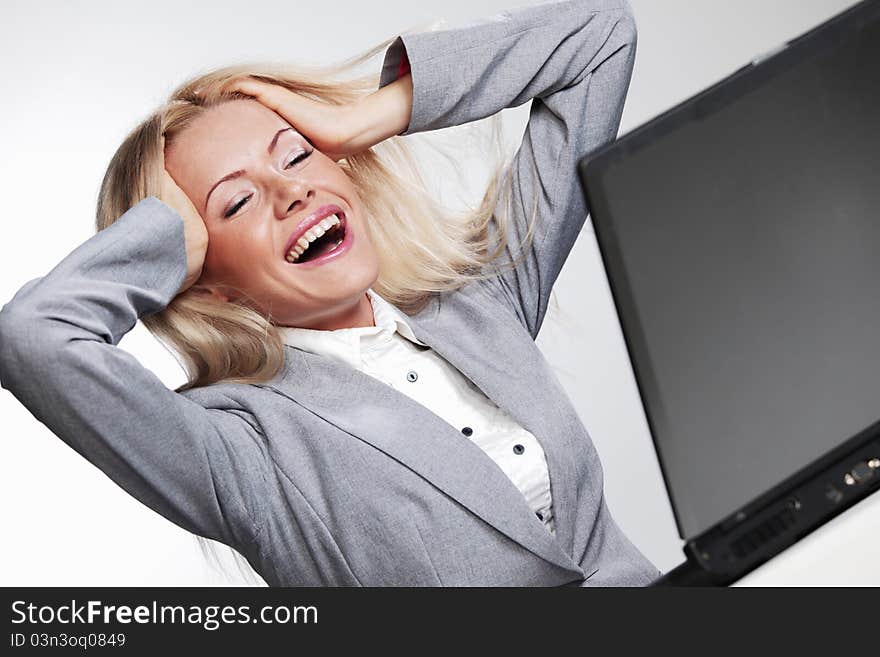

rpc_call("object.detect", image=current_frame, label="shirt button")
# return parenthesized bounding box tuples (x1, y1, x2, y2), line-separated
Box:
(536, 511, 544, 521)
(513, 444, 525, 455)
(461, 426, 473, 437)
(406, 370, 418, 382)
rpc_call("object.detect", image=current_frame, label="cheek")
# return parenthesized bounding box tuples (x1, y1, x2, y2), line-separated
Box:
(203, 220, 273, 278)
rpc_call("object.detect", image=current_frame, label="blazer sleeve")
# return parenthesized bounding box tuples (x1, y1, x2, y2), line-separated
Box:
(0, 197, 267, 550)
(378, 0, 638, 338)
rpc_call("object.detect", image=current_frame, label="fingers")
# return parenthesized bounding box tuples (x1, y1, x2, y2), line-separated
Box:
(159, 169, 178, 199)
(225, 78, 272, 97)
(193, 76, 296, 115)
(222, 79, 309, 138)
(222, 78, 285, 109)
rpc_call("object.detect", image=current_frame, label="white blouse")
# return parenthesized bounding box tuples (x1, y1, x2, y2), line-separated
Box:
(278, 288, 556, 534)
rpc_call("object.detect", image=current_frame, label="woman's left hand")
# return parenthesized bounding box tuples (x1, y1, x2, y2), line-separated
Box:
(219, 78, 358, 162)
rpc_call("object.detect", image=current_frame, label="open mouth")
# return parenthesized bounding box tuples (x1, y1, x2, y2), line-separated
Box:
(286, 213, 348, 265)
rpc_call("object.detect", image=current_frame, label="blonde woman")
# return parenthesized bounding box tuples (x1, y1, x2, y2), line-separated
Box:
(0, 0, 660, 586)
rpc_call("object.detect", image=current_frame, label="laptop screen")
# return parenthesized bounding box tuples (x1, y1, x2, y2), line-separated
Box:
(583, 2, 880, 540)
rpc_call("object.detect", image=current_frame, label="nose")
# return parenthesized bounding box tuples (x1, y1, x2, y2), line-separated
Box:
(273, 177, 315, 219)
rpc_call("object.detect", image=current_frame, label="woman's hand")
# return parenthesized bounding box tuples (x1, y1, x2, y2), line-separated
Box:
(221, 74, 413, 161)
(159, 169, 209, 294)
(222, 78, 356, 161)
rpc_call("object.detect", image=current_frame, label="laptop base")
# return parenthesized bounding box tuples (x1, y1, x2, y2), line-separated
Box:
(652, 428, 880, 586)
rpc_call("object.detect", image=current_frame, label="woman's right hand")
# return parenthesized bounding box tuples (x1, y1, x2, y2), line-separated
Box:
(159, 169, 209, 294)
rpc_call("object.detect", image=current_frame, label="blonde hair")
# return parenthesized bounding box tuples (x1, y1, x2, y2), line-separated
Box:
(96, 28, 540, 395)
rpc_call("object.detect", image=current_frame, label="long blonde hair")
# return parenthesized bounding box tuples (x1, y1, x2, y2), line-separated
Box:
(96, 27, 539, 394)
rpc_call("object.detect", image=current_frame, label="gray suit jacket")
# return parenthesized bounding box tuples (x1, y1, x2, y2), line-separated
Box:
(0, 0, 661, 586)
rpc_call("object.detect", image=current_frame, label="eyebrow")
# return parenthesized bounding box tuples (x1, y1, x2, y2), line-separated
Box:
(267, 127, 292, 154)
(204, 127, 295, 208)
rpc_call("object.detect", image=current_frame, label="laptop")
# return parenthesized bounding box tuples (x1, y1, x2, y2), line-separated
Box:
(576, 0, 880, 586)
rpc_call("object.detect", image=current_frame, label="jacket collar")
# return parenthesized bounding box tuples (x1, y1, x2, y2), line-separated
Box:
(261, 287, 583, 577)
(276, 288, 427, 370)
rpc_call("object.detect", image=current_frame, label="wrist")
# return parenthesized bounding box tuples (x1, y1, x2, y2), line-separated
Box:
(347, 72, 413, 152)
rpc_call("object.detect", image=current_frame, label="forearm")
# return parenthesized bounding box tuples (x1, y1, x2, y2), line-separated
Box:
(345, 71, 413, 152)
(376, 0, 636, 137)
(0, 198, 263, 546)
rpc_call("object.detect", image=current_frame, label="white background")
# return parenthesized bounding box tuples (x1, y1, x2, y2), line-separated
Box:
(1, 0, 875, 586)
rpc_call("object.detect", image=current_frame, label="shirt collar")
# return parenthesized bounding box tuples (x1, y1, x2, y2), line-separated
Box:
(277, 288, 427, 370)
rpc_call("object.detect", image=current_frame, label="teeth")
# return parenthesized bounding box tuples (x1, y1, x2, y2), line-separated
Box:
(286, 213, 342, 262)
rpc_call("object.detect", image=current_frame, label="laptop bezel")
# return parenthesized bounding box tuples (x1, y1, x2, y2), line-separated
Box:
(575, 0, 880, 550)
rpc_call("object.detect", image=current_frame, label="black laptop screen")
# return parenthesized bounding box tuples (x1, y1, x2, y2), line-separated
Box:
(584, 4, 880, 539)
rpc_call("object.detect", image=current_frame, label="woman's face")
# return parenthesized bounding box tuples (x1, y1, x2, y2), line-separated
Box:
(164, 99, 380, 329)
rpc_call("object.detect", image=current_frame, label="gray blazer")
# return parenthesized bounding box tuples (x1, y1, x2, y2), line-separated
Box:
(0, 0, 661, 586)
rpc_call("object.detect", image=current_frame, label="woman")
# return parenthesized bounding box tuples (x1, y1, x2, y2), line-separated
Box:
(0, 0, 661, 586)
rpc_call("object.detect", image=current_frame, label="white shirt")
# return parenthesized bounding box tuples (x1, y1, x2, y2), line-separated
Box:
(278, 288, 556, 534)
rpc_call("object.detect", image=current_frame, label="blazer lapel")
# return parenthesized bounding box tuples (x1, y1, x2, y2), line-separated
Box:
(263, 291, 582, 577)
(404, 289, 585, 571)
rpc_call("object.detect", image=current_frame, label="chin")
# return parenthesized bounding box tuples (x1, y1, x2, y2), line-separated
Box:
(313, 265, 378, 301)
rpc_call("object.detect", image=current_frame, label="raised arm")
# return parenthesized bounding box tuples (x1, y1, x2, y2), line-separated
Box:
(0, 197, 267, 550)
(378, 0, 638, 338)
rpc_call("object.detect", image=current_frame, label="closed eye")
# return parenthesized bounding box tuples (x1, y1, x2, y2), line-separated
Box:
(286, 150, 313, 168)
(224, 194, 252, 219)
